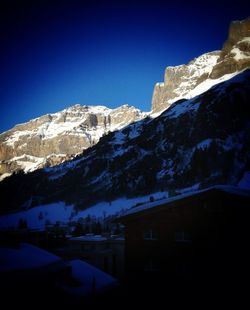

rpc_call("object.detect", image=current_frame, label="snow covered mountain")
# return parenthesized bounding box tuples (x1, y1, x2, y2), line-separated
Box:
(0, 18, 250, 228)
(1, 18, 249, 181)
(152, 18, 250, 113)
(1, 68, 250, 219)
(0, 104, 146, 180)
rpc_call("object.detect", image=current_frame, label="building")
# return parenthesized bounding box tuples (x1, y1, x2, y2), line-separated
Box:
(117, 185, 250, 298)
(61, 234, 125, 279)
(0, 242, 118, 306)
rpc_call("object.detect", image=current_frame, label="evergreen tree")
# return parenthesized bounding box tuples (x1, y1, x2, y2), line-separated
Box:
(72, 223, 84, 236)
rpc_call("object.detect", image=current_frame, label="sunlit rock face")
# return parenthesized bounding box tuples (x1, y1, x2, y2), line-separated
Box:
(152, 18, 250, 114)
(210, 18, 250, 79)
(0, 104, 146, 179)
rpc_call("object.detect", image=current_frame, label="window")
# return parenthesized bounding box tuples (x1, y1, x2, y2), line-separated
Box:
(144, 258, 159, 272)
(175, 231, 192, 243)
(144, 229, 158, 240)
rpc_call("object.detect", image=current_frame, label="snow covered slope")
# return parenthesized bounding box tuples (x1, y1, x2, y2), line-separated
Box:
(0, 192, 166, 230)
(0, 104, 146, 179)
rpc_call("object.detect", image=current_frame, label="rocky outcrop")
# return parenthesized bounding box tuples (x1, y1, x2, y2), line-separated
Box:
(152, 52, 220, 113)
(0, 104, 146, 178)
(152, 18, 250, 114)
(210, 18, 250, 79)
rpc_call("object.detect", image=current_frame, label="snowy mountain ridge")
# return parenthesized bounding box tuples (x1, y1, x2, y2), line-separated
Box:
(0, 104, 146, 179)
(152, 18, 250, 113)
(1, 68, 250, 221)
(1, 18, 250, 180)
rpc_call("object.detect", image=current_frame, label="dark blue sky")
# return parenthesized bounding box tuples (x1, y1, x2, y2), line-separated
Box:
(0, 0, 249, 133)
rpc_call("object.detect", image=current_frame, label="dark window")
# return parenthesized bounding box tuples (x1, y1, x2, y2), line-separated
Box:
(144, 258, 159, 272)
(144, 229, 158, 240)
(175, 231, 191, 243)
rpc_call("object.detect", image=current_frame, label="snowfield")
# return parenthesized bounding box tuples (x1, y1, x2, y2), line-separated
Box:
(0, 192, 167, 230)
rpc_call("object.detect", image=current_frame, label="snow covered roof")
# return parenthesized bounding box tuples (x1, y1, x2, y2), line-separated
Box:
(59, 259, 118, 297)
(0, 243, 61, 272)
(0, 243, 118, 298)
(118, 185, 250, 220)
(69, 234, 108, 242)
(69, 234, 125, 242)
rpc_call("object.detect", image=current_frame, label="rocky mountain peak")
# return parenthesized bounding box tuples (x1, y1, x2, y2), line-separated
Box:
(152, 18, 250, 114)
(210, 18, 250, 79)
(223, 18, 250, 53)
(0, 103, 145, 180)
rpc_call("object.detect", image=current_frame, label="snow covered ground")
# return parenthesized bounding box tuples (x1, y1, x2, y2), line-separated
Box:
(0, 192, 167, 230)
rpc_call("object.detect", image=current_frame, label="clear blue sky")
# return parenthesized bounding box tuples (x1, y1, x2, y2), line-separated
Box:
(0, 0, 249, 133)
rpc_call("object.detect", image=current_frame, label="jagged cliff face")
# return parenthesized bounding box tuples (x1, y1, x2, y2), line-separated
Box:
(152, 18, 250, 114)
(210, 18, 250, 78)
(0, 104, 146, 179)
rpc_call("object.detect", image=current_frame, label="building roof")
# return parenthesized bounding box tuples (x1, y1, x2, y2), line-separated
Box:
(59, 259, 118, 297)
(0, 243, 118, 297)
(69, 234, 108, 242)
(0, 243, 61, 272)
(117, 185, 250, 221)
(69, 234, 125, 242)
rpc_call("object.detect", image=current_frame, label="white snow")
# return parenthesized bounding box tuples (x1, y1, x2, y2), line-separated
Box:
(231, 47, 250, 61)
(0, 243, 60, 272)
(10, 155, 46, 173)
(69, 235, 107, 242)
(239, 37, 250, 44)
(128, 122, 142, 139)
(4, 130, 34, 146)
(166, 97, 200, 119)
(0, 202, 74, 230)
(1, 103, 147, 181)
(149, 110, 164, 119)
(61, 259, 118, 297)
(187, 52, 220, 76)
(112, 146, 133, 157)
(113, 131, 125, 144)
(230, 37, 250, 61)
(196, 139, 213, 150)
(238, 171, 250, 190)
(168, 70, 242, 105)
(164, 52, 220, 106)
(0, 173, 11, 181)
(155, 82, 164, 87)
(49, 171, 69, 181)
(73, 192, 166, 219)
(3, 104, 145, 147)
(176, 183, 201, 194)
(120, 185, 250, 218)
(0, 192, 166, 230)
(0, 243, 118, 296)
